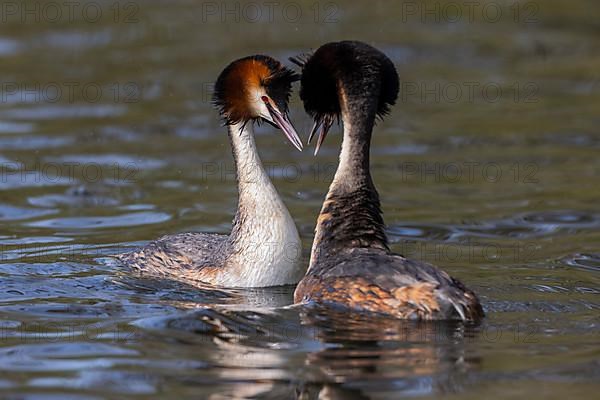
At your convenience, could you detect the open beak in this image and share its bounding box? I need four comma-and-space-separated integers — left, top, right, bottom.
261, 96, 303, 152
308, 114, 334, 156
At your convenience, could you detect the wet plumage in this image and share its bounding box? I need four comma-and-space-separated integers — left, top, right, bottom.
292, 41, 483, 320
116, 55, 304, 288
117, 233, 229, 283
295, 248, 482, 320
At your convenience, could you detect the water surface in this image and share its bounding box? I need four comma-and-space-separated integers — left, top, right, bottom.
1, 1, 599, 398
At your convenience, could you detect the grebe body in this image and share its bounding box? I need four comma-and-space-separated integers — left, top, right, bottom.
292, 41, 483, 320
118, 55, 304, 287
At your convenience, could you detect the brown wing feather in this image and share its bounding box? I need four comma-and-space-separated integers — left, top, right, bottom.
116, 233, 229, 284
295, 249, 483, 321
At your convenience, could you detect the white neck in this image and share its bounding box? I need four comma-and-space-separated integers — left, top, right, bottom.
332, 111, 362, 189
220, 122, 302, 287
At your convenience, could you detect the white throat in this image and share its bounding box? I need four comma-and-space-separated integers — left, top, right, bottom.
220, 122, 303, 287
332, 112, 357, 189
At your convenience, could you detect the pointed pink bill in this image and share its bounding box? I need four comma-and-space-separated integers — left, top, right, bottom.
262, 96, 303, 151
309, 115, 334, 156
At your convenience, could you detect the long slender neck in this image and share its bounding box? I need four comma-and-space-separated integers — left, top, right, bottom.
309, 87, 389, 269
228, 122, 283, 242
224, 122, 301, 285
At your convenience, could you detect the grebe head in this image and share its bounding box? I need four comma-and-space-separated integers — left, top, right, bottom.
291, 41, 399, 154
213, 55, 303, 151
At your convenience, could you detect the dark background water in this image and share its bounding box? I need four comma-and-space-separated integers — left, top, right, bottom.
1, 0, 599, 398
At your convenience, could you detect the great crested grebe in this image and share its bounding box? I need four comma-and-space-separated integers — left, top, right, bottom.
291, 41, 483, 320
117, 55, 305, 287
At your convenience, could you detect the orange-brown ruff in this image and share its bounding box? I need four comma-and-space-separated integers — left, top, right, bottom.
218, 59, 272, 123
291, 41, 483, 320
117, 55, 304, 288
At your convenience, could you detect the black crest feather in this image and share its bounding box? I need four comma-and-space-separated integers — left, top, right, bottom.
290, 41, 399, 123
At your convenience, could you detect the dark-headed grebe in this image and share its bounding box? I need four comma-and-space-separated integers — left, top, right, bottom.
117, 55, 305, 287
291, 41, 483, 320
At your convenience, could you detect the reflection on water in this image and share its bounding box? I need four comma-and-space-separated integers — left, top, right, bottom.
129, 305, 481, 398
297, 309, 480, 398
1, 0, 600, 398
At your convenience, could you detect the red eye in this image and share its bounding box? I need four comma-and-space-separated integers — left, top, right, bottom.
261, 96, 269, 103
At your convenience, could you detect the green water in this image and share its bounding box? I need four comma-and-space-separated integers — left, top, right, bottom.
0, 1, 599, 398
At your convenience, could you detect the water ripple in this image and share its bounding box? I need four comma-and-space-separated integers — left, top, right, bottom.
50, 154, 166, 170
25, 211, 171, 229
29, 371, 156, 394
0, 204, 57, 221
0, 37, 20, 55
0, 135, 73, 150
0, 121, 34, 134
0, 172, 73, 190
0, 104, 126, 120
561, 253, 600, 273
388, 210, 600, 242
0, 263, 99, 277
0, 342, 137, 359
28, 186, 122, 208
388, 223, 456, 241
